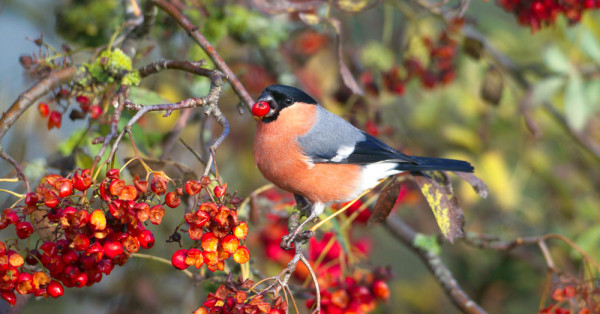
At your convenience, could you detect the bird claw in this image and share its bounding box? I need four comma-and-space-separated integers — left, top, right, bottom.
281, 230, 315, 250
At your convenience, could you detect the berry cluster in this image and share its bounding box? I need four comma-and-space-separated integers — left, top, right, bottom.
0, 168, 170, 305
194, 278, 287, 313
171, 180, 250, 273
306, 268, 392, 313
539, 283, 599, 313
362, 21, 463, 98
498, 0, 600, 32
372, 33, 458, 96
37, 93, 103, 130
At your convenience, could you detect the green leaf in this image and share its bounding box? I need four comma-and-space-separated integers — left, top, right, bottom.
564, 73, 588, 131
580, 28, 600, 64
585, 78, 600, 112
58, 128, 88, 156
543, 46, 571, 74
575, 227, 600, 262
530, 76, 565, 106
74, 151, 94, 169
413, 233, 441, 255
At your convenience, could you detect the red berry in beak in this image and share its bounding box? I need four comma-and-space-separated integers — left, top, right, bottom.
251, 101, 270, 118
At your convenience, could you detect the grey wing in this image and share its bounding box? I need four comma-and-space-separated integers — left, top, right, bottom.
297, 106, 415, 164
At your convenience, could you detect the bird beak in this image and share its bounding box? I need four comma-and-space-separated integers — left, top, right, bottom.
252, 94, 277, 120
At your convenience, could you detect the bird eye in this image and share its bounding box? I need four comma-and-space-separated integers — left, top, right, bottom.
284, 98, 293, 105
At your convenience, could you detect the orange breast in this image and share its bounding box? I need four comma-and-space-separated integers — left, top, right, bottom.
253, 103, 361, 203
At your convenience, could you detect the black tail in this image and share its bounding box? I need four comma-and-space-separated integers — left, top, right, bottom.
395, 156, 474, 173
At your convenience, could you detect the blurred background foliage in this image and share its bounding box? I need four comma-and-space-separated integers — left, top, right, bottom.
1, 0, 600, 313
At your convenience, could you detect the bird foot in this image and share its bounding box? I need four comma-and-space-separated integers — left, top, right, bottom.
281, 230, 315, 250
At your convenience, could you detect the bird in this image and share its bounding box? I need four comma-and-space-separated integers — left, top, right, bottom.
252, 84, 473, 247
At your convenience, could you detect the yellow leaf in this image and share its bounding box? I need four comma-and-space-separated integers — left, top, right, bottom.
479, 151, 519, 210
442, 125, 481, 152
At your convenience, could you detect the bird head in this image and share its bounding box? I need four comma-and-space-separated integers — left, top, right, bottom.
252, 85, 317, 122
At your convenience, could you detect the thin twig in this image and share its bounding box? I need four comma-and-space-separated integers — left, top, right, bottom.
131, 252, 194, 279
151, 0, 254, 109
385, 214, 487, 314
0, 66, 77, 192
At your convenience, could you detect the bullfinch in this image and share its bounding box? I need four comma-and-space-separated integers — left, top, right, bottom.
252, 85, 473, 244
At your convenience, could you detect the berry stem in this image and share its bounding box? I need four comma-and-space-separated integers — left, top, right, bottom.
131, 253, 194, 279
0, 189, 24, 198
309, 181, 383, 232
0, 178, 19, 183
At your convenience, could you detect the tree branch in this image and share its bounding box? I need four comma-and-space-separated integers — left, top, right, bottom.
0, 66, 77, 191
384, 215, 487, 314
150, 0, 254, 109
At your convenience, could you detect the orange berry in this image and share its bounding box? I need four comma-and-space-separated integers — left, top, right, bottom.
233, 222, 248, 240
232, 246, 250, 264
201, 232, 219, 252
90, 209, 107, 231
221, 235, 240, 254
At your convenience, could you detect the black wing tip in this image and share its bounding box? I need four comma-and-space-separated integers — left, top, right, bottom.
397, 157, 475, 173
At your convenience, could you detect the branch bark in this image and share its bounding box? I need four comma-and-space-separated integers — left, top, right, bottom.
0, 66, 77, 191
151, 0, 254, 109
384, 215, 487, 314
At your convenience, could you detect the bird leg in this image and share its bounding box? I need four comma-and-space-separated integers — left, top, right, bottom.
281, 195, 317, 250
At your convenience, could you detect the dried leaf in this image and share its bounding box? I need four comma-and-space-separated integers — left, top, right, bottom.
454, 172, 489, 198
330, 19, 364, 95
414, 172, 464, 243
463, 36, 484, 60
480, 66, 503, 106
368, 177, 401, 225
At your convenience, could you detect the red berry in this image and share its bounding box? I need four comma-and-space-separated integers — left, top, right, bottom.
137, 230, 155, 249
165, 191, 181, 208
73, 234, 90, 251
185, 180, 202, 195
24, 192, 38, 206
47, 111, 62, 129
106, 168, 120, 180
1, 291, 16, 306
58, 179, 73, 198
103, 241, 123, 259
38, 102, 49, 117
150, 172, 169, 195
72, 272, 87, 287
47, 280, 64, 298
373, 280, 390, 301
171, 249, 188, 270
16, 221, 33, 239
84, 243, 103, 262
89, 105, 102, 119
40, 241, 58, 256
72, 169, 92, 191
213, 183, 227, 198
2, 209, 19, 225
76, 95, 90, 111
251, 101, 270, 117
